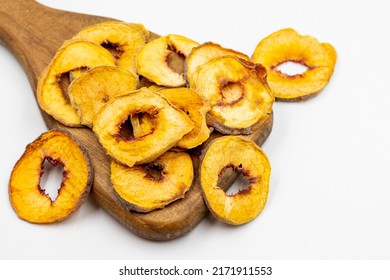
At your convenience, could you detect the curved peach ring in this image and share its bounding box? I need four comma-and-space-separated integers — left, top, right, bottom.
92, 88, 193, 167
9, 130, 93, 224
111, 151, 194, 213
200, 136, 271, 225
252, 28, 337, 101
71, 21, 149, 74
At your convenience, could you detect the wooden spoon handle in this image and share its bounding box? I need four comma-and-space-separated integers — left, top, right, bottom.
0, 1, 47, 90
0, 0, 111, 101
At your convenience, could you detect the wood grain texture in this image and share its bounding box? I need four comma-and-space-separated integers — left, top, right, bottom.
0, 0, 273, 240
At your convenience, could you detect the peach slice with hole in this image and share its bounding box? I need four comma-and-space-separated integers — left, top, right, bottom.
190, 56, 274, 134
37, 40, 116, 126
111, 151, 194, 213
9, 130, 93, 224
200, 136, 271, 225
156, 87, 211, 149
71, 21, 149, 73
92, 87, 193, 167
252, 28, 337, 101
185, 42, 250, 87
137, 34, 199, 87
68, 65, 138, 127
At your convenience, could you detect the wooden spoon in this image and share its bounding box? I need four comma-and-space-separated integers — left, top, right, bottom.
0, 0, 272, 240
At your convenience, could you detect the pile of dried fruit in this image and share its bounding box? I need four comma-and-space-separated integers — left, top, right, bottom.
9, 21, 336, 227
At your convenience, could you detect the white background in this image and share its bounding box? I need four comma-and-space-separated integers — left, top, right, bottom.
1, 0, 390, 260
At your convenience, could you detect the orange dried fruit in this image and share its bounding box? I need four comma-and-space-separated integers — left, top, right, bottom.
190, 56, 274, 134
252, 28, 337, 101
156, 87, 211, 149
68, 65, 138, 127
71, 21, 149, 73
37, 40, 116, 126
200, 136, 270, 225
137, 34, 199, 87
9, 130, 93, 224
93, 87, 193, 167
185, 42, 250, 87
111, 151, 194, 213
130, 112, 155, 139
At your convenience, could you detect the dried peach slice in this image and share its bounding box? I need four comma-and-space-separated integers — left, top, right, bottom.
9, 130, 93, 224
111, 151, 193, 213
130, 113, 155, 139
72, 21, 149, 73
200, 136, 270, 225
191, 56, 274, 134
156, 87, 211, 149
93, 87, 193, 167
37, 41, 116, 126
185, 42, 250, 87
68, 65, 138, 127
137, 34, 199, 87
252, 28, 337, 101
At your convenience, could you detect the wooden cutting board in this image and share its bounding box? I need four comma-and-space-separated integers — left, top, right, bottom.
0, 0, 273, 240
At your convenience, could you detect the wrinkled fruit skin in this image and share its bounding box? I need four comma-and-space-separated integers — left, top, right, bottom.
156, 87, 211, 149
37, 41, 116, 126
252, 28, 337, 101
200, 136, 271, 225
71, 21, 149, 74
93, 87, 193, 167
68, 65, 138, 127
137, 34, 199, 87
9, 129, 93, 224
111, 151, 194, 212
185, 42, 250, 88
190, 56, 274, 135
